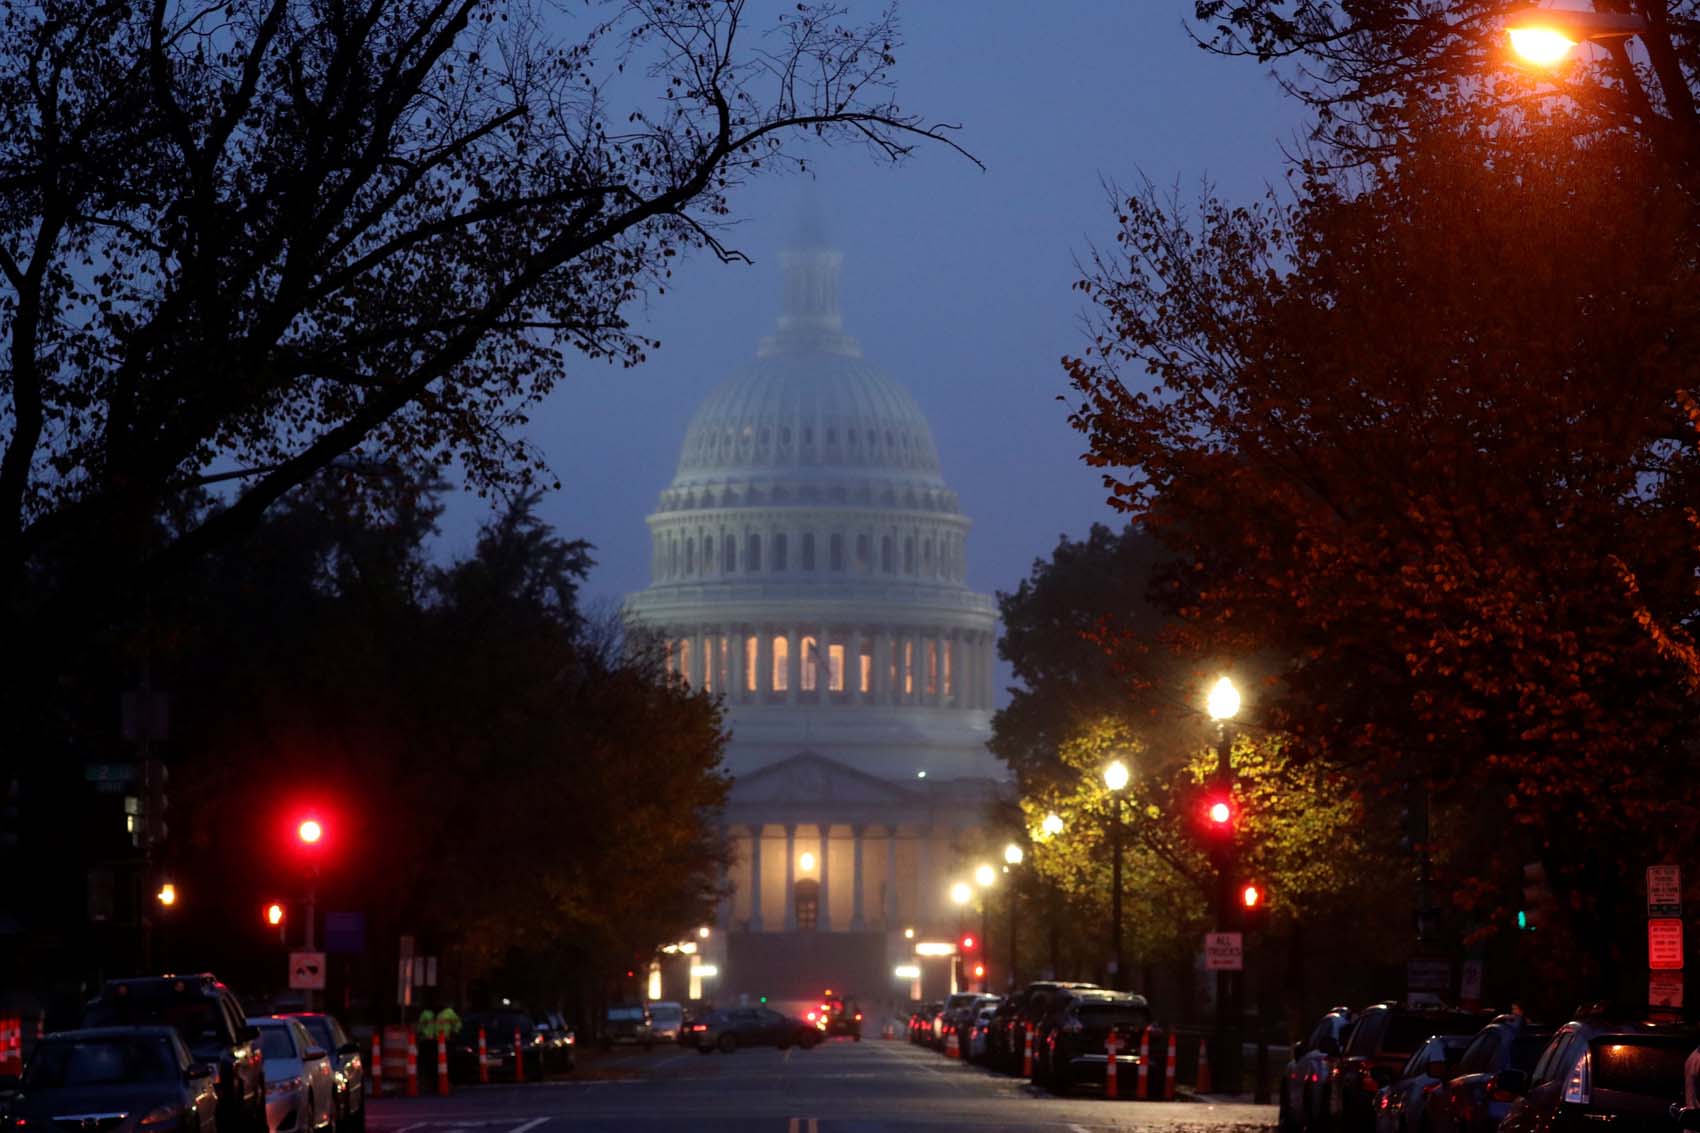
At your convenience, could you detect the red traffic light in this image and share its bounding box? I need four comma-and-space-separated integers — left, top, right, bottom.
959, 933, 977, 952
972, 962, 986, 979
1242, 884, 1262, 909
297, 818, 323, 844
1208, 800, 1232, 825
265, 902, 285, 926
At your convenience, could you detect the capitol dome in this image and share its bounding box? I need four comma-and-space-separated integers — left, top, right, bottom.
626, 226, 1000, 783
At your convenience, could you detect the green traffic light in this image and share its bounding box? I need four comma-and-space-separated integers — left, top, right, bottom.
1517, 909, 1532, 931
759, 995, 768, 1003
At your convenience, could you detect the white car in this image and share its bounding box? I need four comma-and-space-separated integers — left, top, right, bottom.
251, 1016, 336, 1133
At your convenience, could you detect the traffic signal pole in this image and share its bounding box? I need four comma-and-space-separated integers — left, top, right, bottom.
1214, 722, 1242, 1095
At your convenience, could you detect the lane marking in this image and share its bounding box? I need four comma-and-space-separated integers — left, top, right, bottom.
508, 1118, 548, 1133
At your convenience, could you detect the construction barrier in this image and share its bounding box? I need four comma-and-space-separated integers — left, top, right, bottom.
0, 1017, 22, 1076
1165, 1030, 1178, 1100
435, 1033, 450, 1096
1197, 1036, 1212, 1093
1105, 1032, 1122, 1099
478, 1027, 489, 1084
380, 1026, 411, 1099
513, 1029, 525, 1084
405, 1029, 419, 1098
369, 1034, 382, 1097
1022, 1023, 1034, 1078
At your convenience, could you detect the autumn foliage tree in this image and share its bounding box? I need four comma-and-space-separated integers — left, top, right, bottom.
1065, 118, 1700, 1001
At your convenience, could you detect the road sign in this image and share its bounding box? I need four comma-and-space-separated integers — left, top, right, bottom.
1648, 865, 1682, 918
1650, 971, 1685, 1009
289, 951, 327, 990
1204, 931, 1243, 971
1649, 918, 1684, 971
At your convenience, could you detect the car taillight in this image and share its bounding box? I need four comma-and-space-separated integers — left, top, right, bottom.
1561, 1051, 1590, 1106
855, 1013, 862, 1021
807, 1011, 816, 1021
690, 1024, 707, 1032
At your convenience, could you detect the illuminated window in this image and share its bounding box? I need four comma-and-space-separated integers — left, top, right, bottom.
830, 533, 845, 571
795, 879, 820, 932
829, 644, 845, 692
926, 640, 938, 696
773, 533, 788, 571
772, 635, 789, 692
746, 533, 762, 572
888, 640, 899, 692
856, 534, 871, 572
881, 535, 895, 573
859, 646, 872, 694
802, 533, 816, 571
943, 641, 953, 697
665, 639, 675, 676
703, 640, 713, 691
801, 636, 819, 692
679, 638, 693, 686
745, 634, 759, 692
903, 640, 914, 695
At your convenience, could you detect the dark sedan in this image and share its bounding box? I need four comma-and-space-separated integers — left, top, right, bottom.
690, 1007, 819, 1053
4, 1027, 218, 1133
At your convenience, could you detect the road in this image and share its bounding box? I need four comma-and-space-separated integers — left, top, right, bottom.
366, 1039, 1276, 1132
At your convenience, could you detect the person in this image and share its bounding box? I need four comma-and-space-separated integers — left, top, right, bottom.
434, 1006, 461, 1039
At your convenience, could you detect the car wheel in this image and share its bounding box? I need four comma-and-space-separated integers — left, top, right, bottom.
717, 1034, 737, 1054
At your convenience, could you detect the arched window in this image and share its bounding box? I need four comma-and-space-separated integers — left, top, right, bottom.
881, 535, 895, 573
746, 533, 762, 572
926, 640, 939, 696
745, 634, 759, 692
773, 532, 788, 571
902, 640, 914, 695
943, 641, 954, 697
771, 635, 790, 692
903, 536, 915, 574
855, 533, 871, 573
829, 533, 845, 571
801, 635, 819, 692
802, 533, 816, 571
828, 643, 845, 692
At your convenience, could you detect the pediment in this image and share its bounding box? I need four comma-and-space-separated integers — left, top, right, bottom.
729, 752, 917, 807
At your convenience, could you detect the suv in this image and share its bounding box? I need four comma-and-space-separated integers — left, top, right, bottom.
1037, 991, 1152, 1095
1426, 1015, 1554, 1133
1498, 1011, 1700, 1133
999, 982, 1101, 1076
1329, 1004, 1496, 1133
604, 1004, 654, 1049
817, 996, 862, 1040
82, 974, 265, 1133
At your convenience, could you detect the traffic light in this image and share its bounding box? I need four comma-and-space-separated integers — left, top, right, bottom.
1521, 862, 1555, 931
959, 932, 977, 953
1241, 883, 1261, 909
1206, 797, 1233, 829
265, 902, 285, 927
297, 818, 323, 845
972, 962, 985, 980
1241, 882, 1268, 930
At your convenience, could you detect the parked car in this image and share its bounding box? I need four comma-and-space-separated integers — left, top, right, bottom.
83, 975, 266, 1133
1373, 1032, 1474, 1133
1283, 1007, 1357, 1133
453, 1009, 541, 1081
248, 1016, 335, 1133
1498, 1011, 1700, 1133
647, 1002, 684, 1044
604, 1004, 654, 1050
1329, 1005, 1497, 1133
932, 993, 989, 1051
2, 1027, 219, 1133
530, 1011, 576, 1073
996, 982, 1102, 1077
967, 1004, 1000, 1062
1031, 986, 1117, 1084
1035, 991, 1151, 1095
1426, 1015, 1554, 1133
689, 1007, 819, 1053
283, 1014, 365, 1133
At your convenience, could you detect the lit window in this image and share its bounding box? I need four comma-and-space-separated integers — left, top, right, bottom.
665, 639, 675, 676
943, 641, 953, 697
745, 634, 759, 692
829, 644, 845, 692
703, 641, 714, 692
903, 640, 914, 695
927, 640, 938, 696
801, 636, 818, 692
772, 635, 790, 692
859, 647, 872, 694
679, 638, 694, 686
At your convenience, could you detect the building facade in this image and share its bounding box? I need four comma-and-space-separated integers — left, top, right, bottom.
626, 228, 1006, 1011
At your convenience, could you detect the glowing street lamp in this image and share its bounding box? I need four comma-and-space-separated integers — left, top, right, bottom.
949, 881, 972, 907
297, 818, 323, 845
974, 863, 997, 888
1103, 758, 1132, 990
1040, 812, 1064, 838
157, 882, 177, 907
1206, 676, 1240, 722
1504, 8, 1645, 66
799, 850, 816, 873
1004, 843, 1024, 866
1102, 760, 1130, 792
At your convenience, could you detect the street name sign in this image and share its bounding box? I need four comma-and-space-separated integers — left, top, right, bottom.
1648, 865, 1682, 918
289, 951, 326, 990
1204, 932, 1243, 971
1648, 918, 1684, 971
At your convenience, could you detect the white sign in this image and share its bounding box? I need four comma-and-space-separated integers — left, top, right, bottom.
1651, 971, 1685, 1009
1649, 918, 1685, 971
289, 951, 326, 990
1649, 865, 1683, 918
1460, 959, 1485, 1004
1205, 931, 1243, 971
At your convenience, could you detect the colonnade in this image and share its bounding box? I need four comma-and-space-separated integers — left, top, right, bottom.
722, 822, 941, 934
667, 623, 996, 710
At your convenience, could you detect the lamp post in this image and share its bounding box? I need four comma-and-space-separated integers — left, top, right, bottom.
1206, 676, 1241, 1094
1103, 759, 1131, 991
973, 863, 998, 991
1003, 843, 1024, 989
297, 817, 324, 1011
950, 881, 972, 992
1038, 813, 1065, 977
1504, 7, 1645, 66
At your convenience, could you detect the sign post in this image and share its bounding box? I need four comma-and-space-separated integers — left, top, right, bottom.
1204, 932, 1244, 972
288, 951, 327, 991
1647, 866, 1684, 1009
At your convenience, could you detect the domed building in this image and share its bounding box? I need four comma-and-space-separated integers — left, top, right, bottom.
626, 223, 1005, 1010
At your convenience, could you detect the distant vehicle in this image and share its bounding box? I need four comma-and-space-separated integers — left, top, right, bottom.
690, 1007, 819, 1054
967, 1004, 1000, 1062
909, 1003, 942, 1045
1498, 1011, 1700, 1133
812, 996, 861, 1040
1372, 1032, 1473, 1133
452, 1009, 541, 1081
248, 1016, 335, 1133
647, 1002, 684, 1044
530, 1011, 576, 1073
1035, 991, 1151, 1095
1328, 1006, 1497, 1133
284, 1014, 365, 1133
1282, 1007, 1356, 1133
604, 1004, 654, 1050
2, 1027, 219, 1133
1425, 1015, 1554, 1133
83, 974, 266, 1133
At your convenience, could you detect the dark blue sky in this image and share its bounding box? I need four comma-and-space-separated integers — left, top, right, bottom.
451, 3, 1307, 647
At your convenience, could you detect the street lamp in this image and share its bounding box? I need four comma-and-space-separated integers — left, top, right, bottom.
949, 881, 972, 907
1003, 842, 1025, 989
156, 882, 177, 907
1040, 812, 1064, 838
1103, 759, 1131, 990
1504, 8, 1644, 65
972, 863, 998, 990
1206, 676, 1242, 1096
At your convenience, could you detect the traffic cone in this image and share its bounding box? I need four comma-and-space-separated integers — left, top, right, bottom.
478, 1027, 488, 1084
1136, 1027, 1150, 1099
1022, 1023, 1034, 1077
1105, 1032, 1121, 1100
405, 1029, 418, 1098
369, 1034, 382, 1097
1197, 1037, 1212, 1094
436, 1033, 450, 1096
945, 1027, 958, 1059
1165, 1030, 1178, 1100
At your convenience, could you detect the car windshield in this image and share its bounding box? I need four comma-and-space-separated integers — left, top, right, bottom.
296, 1018, 335, 1051
85, 990, 226, 1047
1591, 1037, 1693, 1097
25, 1036, 179, 1088
607, 1007, 645, 1021
255, 1026, 297, 1062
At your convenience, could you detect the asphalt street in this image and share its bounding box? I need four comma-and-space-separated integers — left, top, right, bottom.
366, 1039, 1277, 1132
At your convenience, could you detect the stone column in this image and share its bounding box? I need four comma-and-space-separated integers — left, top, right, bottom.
732, 629, 747, 702
784, 824, 797, 931
851, 626, 866, 698
850, 825, 865, 929
885, 828, 899, 927
932, 628, 946, 706
817, 823, 832, 932
983, 634, 996, 709
748, 824, 763, 931
872, 630, 889, 704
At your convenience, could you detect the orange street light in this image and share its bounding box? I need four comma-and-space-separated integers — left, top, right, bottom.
1504, 8, 1645, 66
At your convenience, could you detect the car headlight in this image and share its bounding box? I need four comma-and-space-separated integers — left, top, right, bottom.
266, 1077, 303, 1097
333, 1071, 347, 1088
139, 1106, 180, 1127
